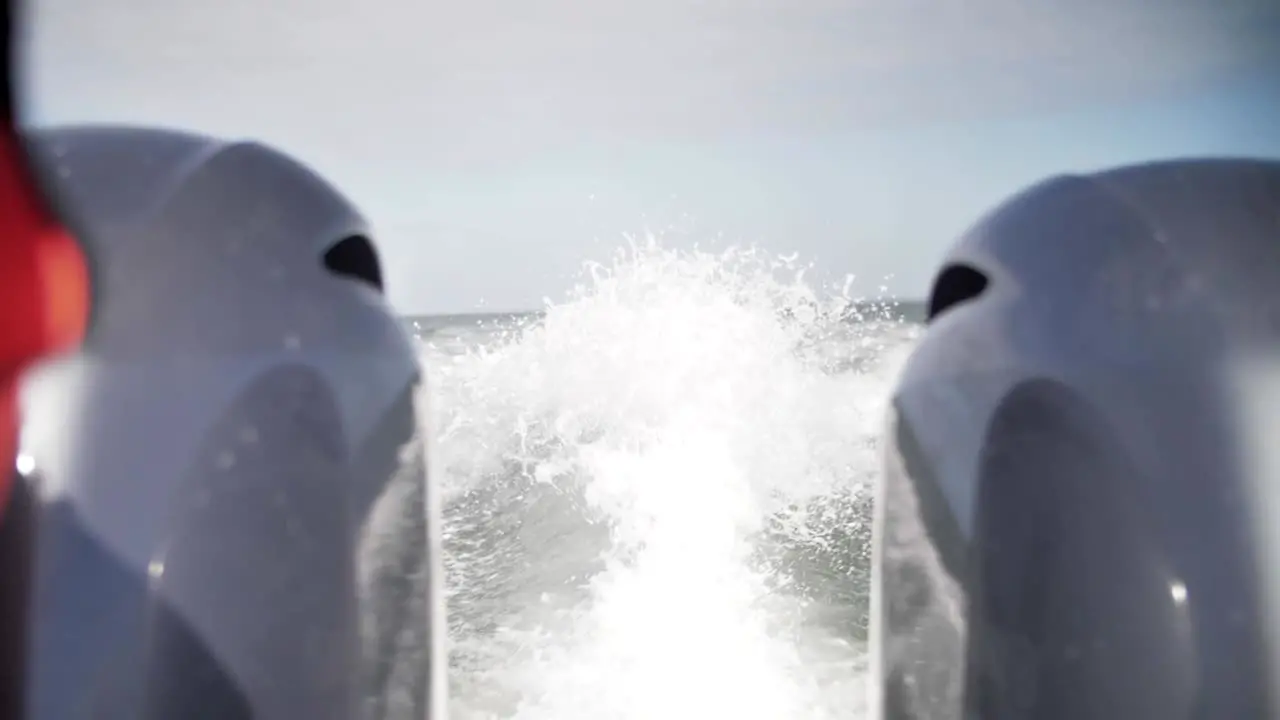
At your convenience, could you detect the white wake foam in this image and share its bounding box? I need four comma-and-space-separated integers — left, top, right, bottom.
423, 238, 917, 720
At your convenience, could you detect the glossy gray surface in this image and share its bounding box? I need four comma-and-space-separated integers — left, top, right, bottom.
875, 159, 1280, 718
18, 124, 439, 719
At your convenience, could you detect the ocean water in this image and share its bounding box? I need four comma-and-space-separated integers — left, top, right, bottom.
410, 241, 922, 720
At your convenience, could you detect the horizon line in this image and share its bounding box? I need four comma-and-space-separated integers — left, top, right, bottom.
399, 297, 927, 319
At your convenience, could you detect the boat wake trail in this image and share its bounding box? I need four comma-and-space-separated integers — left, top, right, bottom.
419, 239, 918, 720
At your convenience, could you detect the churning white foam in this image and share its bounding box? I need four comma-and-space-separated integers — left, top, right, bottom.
423, 238, 918, 720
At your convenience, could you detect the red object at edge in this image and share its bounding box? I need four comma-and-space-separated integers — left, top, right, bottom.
0, 128, 90, 516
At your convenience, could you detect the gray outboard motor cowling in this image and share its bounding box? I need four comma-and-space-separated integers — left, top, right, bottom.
15, 125, 445, 720
874, 158, 1280, 719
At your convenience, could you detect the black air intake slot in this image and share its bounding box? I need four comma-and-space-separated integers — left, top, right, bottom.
927, 263, 989, 322
323, 235, 383, 292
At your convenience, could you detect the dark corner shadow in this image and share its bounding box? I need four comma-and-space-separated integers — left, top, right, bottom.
0, 472, 35, 719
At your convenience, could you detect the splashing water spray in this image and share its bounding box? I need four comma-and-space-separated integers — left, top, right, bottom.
422, 237, 919, 720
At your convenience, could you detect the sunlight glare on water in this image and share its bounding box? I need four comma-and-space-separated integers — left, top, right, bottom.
419, 237, 918, 720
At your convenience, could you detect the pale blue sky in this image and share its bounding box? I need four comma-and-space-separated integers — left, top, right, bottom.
20, 0, 1280, 314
